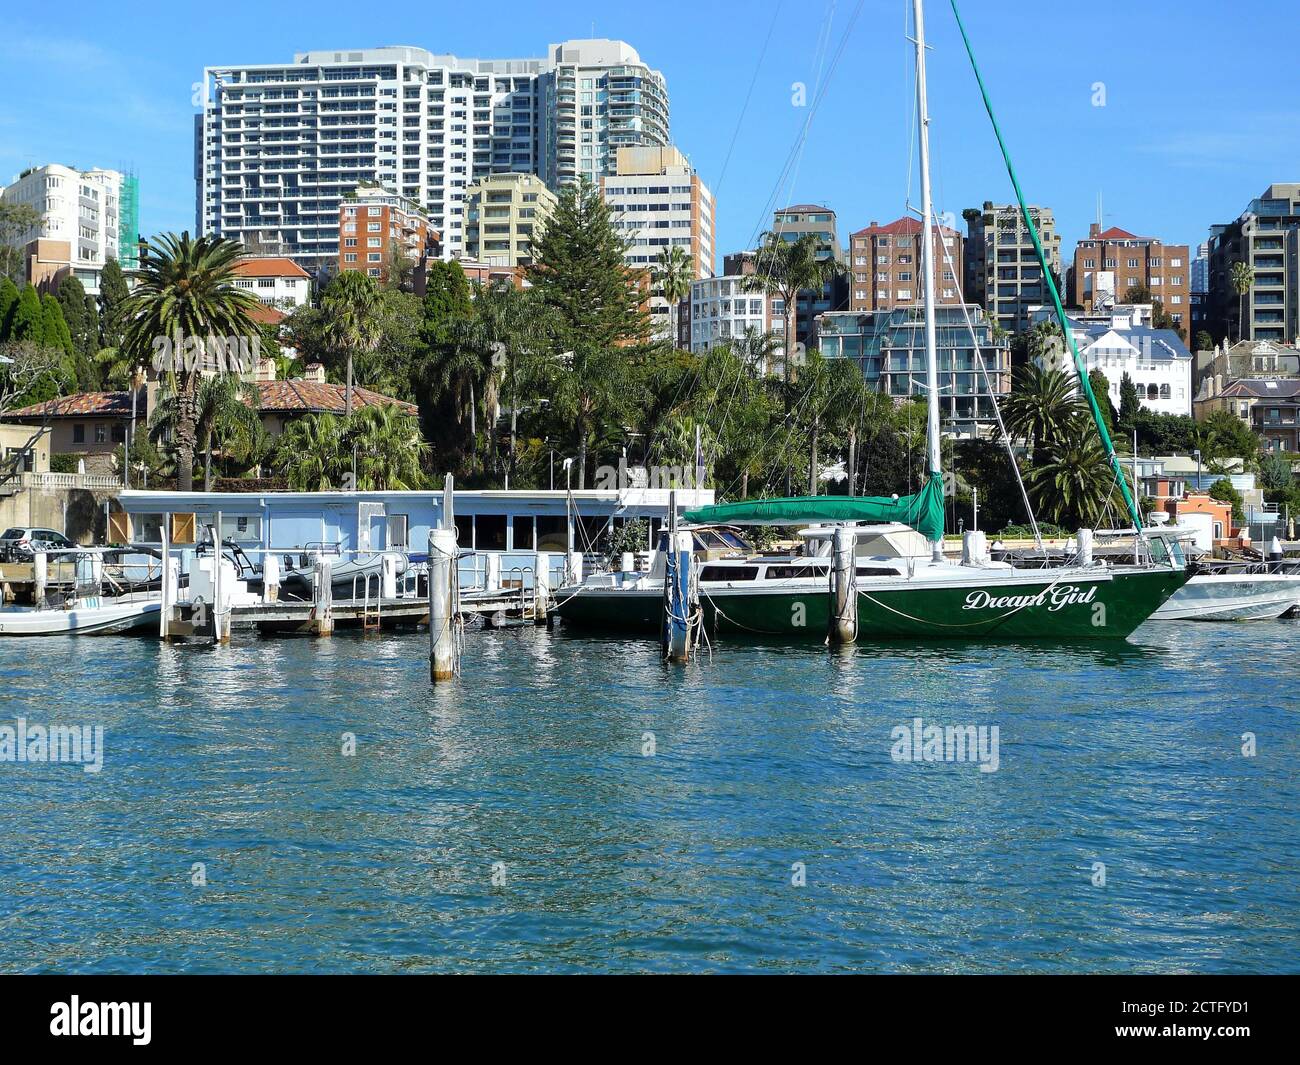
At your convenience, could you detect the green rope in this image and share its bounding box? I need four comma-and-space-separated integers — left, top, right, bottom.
949, 0, 1142, 532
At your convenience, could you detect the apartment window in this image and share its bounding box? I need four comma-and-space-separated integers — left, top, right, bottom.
368, 253, 381, 262
345, 238, 357, 247
877, 255, 889, 264
1127, 258, 1139, 268
367, 222, 381, 232
345, 253, 357, 262
1170, 257, 1182, 267
368, 238, 381, 247
367, 207, 382, 216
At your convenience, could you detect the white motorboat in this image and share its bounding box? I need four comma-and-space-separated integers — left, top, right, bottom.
1151, 569, 1300, 622
0, 595, 162, 636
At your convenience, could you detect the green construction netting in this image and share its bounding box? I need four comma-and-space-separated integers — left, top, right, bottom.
684, 472, 946, 541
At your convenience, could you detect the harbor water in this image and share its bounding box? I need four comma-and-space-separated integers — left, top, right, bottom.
1, 622, 1296, 973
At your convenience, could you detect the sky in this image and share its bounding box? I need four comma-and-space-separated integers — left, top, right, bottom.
3, 0, 1299, 263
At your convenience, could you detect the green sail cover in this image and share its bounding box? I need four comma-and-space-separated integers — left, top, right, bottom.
684, 473, 946, 541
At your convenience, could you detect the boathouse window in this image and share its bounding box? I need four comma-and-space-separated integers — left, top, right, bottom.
700, 565, 759, 581
219, 515, 262, 542
387, 514, 408, 548
512, 515, 534, 550
454, 515, 473, 548
536, 516, 567, 551
476, 514, 507, 551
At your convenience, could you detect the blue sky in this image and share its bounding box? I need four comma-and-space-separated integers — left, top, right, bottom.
3, 0, 1297, 262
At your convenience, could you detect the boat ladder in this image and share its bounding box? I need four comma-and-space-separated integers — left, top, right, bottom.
355, 572, 382, 633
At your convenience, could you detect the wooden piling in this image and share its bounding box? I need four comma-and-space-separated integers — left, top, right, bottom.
661, 515, 695, 663
827, 526, 858, 645
429, 528, 459, 681
312, 556, 334, 637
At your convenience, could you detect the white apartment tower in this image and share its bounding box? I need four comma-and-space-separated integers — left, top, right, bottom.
601, 146, 713, 340
196, 40, 669, 272
1, 164, 133, 294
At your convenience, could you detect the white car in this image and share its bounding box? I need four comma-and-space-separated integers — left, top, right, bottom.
0, 526, 75, 563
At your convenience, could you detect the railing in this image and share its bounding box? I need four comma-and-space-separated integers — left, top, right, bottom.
17, 472, 122, 490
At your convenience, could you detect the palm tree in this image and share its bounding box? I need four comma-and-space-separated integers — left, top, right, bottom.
120, 232, 260, 491
652, 245, 693, 348
1026, 429, 1135, 529
1002, 364, 1085, 456
1230, 260, 1255, 343
741, 232, 842, 383
151, 373, 261, 489
349, 404, 426, 490
470, 280, 551, 483
273, 413, 348, 491
321, 270, 383, 417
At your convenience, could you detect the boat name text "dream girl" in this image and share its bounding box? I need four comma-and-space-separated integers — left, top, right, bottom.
961, 584, 1099, 613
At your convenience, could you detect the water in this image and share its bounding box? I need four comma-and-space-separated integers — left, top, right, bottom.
0, 621, 1296, 973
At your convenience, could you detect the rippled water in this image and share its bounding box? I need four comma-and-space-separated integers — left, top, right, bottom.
0, 620, 1296, 973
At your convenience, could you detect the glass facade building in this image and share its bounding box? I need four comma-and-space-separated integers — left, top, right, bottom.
817, 305, 1011, 437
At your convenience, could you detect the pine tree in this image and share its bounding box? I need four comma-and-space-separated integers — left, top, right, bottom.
57, 276, 95, 356
1087, 368, 1115, 434
1118, 371, 1141, 428
0, 275, 18, 340
98, 257, 130, 349
526, 178, 655, 485
421, 260, 473, 347
9, 284, 44, 343
41, 293, 73, 355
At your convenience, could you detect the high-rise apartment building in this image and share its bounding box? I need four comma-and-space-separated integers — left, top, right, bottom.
760, 204, 846, 347
847, 217, 963, 313
602, 146, 713, 338
963, 201, 1062, 333
337, 182, 436, 281
1207, 184, 1300, 346
540, 40, 669, 190
464, 173, 556, 269
195, 39, 669, 273
1070, 223, 1190, 340
0, 164, 138, 294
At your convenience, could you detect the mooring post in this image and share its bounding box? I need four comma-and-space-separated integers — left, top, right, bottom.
828, 526, 858, 645
312, 556, 334, 637
262, 550, 280, 603
1077, 528, 1094, 567
661, 518, 695, 663
485, 552, 501, 593
32, 551, 47, 606
534, 550, 551, 626
428, 528, 459, 681
381, 553, 398, 599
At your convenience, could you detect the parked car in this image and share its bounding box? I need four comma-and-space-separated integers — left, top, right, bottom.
0, 527, 74, 563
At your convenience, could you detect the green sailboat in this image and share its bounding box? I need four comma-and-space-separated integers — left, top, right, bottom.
555, 0, 1188, 641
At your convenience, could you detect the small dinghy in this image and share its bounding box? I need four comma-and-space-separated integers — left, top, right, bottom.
0, 596, 161, 636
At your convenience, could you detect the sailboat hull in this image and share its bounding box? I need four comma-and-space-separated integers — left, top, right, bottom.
556, 568, 1187, 641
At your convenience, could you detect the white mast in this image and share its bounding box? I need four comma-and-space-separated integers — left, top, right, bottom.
913, 0, 943, 562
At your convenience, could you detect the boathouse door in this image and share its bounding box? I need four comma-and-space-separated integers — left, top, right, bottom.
357, 502, 387, 552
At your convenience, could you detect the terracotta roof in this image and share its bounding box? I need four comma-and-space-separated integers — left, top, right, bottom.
233, 257, 311, 279
247, 304, 287, 325
255, 380, 417, 416
851, 216, 960, 238
2, 392, 133, 420
1094, 226, 1142, 240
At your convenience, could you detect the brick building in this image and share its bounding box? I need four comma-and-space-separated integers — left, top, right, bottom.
1071, 223, 1190, 340
847, 217, 963, 313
